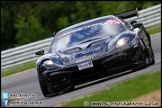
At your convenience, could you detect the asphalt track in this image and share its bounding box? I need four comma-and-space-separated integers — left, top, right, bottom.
1, 33, 161, 107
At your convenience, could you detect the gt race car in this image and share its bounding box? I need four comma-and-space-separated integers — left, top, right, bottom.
35, 9, 155, 97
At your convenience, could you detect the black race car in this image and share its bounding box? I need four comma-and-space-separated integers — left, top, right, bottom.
35, 9, 155, 97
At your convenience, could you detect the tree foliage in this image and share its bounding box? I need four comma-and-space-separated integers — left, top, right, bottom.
1, 1, 160, 50
14, 16, 50, 46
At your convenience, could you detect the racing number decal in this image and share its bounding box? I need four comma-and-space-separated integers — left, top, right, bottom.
78, 61, 93, 70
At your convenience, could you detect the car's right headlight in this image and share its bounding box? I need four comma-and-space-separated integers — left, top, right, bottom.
116, 37, 129, 48
42, 60, 54, 66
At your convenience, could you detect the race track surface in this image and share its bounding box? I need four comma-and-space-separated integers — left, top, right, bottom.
1, 33, 161, 107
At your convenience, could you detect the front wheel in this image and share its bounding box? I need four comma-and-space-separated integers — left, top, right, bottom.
38, 72, 49, 97
132, 42, 147, 71
69, 85, 75, 91
149, 46, 155, 65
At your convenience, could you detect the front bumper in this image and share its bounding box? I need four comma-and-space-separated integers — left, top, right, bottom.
44, 43, 144, 91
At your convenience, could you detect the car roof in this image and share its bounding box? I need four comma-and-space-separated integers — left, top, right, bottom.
56, 15, 117, 34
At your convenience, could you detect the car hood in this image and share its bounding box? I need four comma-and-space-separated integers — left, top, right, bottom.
36, 31, 136, 68
56, 35, 120, 65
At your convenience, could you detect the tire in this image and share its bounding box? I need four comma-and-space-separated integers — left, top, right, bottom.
145, 32, 155, 65
132, 42, 147, 71
139, 39, 148, 68
149, 46, 155, 65
38, 72, 49, 97
66, 85, 75, 93
142, 49, 147, 68
69, 85, 75, 91
147, 32, 155, 65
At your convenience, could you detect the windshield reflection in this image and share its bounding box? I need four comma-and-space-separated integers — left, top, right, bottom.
49, 17, 126, 53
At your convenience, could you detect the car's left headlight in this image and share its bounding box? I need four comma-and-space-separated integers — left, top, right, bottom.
116, 37, 129, 48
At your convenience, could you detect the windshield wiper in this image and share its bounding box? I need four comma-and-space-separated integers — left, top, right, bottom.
77, 37, 102, 45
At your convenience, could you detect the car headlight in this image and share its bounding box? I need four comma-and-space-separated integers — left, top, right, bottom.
116, 37, 129, 48
42, 60, 53, 66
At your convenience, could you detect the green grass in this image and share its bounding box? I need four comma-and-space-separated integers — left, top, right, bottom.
63, 70, 161, 107
1, 61, 36, 77
146, 24, 161, 35
1, 24, 161, 78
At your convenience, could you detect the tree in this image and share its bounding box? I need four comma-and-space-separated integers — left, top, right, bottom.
14, 16, 51, 46
1, 1, 160, 50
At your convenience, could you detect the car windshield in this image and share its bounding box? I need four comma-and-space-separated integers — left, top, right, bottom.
49, 17, 126, 53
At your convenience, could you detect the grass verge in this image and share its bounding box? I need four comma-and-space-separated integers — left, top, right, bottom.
146, 24, 161, 35
1, 24, 161, 77
63, 70, 161, 107
1, 61, 36, 77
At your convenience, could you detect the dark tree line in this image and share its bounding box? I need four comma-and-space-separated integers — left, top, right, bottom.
1, 1, 160, 50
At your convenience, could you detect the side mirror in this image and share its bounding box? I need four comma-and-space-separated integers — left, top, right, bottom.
52, 32, 55, 37
132, 23, 142, 29
35, 50, 44, 55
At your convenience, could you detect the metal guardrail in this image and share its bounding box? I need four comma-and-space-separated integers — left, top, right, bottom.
1, 4, 161, 71
125, 4, 161, 27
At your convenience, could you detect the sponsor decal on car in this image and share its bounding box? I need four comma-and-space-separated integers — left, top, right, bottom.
104, 20, 120, 25
72, 47, 101, 58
